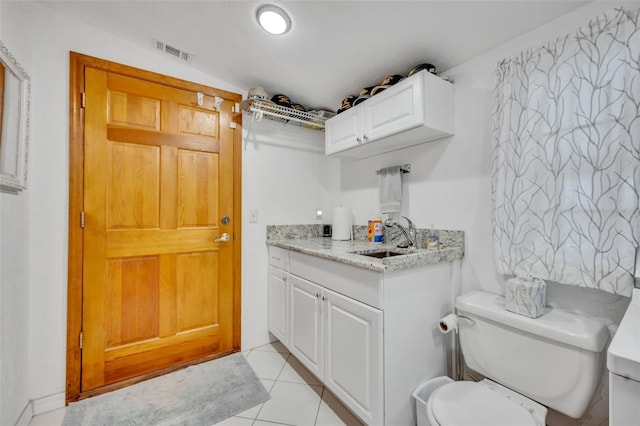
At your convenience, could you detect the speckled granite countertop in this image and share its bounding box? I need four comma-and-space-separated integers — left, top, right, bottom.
266, 225, 464, 273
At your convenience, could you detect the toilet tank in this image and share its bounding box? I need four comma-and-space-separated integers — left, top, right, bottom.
456, 291, 609, 419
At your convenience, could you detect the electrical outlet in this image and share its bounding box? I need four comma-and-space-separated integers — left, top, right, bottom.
248, 209, 259, 223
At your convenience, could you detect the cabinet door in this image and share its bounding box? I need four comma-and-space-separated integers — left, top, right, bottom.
324, 289, 383, 425
267, 266, 289, 346
289, 275, 323, 378
362, 75, 424, 142
325, 107, 362, 155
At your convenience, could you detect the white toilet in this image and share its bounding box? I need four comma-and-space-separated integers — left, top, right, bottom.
424, 290, 609, 426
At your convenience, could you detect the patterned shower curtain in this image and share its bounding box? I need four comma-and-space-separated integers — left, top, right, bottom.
492, 8, 640, 297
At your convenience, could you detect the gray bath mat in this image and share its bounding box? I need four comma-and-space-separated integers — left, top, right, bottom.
63, 353, 270, 426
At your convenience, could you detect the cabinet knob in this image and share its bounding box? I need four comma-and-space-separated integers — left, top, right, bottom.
356, 137, 362, 143
322, 296, 327, 301
363, 135, 369, 142
316, 293, 320, 298
283, 276, 287, 281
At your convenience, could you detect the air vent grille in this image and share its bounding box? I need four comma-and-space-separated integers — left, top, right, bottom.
152, 38, 193, 63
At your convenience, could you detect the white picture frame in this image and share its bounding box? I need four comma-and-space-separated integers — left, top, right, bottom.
0, 40, 30, 192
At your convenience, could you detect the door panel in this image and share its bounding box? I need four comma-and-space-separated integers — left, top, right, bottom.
179, 105, 218, 137
80, 65, 238, 392
107, 90, 161, 130
324, 288, 383, 425
107, 142, 160, 229
289, 275, 323, 378
268, 266, 289, 345
106, 256, 160, 347
177, 150, 218, 227
176, 252, 219, 331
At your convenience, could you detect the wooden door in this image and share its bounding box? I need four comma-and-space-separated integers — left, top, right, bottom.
67, 54, 242, 396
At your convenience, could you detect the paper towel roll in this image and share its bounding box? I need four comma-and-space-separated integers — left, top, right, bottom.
438, 314, 458, 334
332, 206, 352, 241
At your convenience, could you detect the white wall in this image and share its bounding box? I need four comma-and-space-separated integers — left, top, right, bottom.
0, 3, 36, 424
0, 191, 31, 426
241, 119, 339, 349
1, 1, 639, 424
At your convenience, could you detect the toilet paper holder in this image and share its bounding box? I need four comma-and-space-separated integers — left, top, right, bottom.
438, 313, 475, 335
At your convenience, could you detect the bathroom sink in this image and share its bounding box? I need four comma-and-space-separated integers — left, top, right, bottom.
356, 250, 407, 258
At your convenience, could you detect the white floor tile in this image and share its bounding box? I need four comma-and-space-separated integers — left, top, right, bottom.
244, 350, 288, 380
235, 401, 263, 420
260, 378, 276, 393
315, 390, 363, 426
28, 407, 66, 426
252, 341, 290, 354
256, 381, 322, 425
213, 416, 254, 425
277, 355, 322, 386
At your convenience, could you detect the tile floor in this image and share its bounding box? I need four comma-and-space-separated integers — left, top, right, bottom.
29, 341, 363, 426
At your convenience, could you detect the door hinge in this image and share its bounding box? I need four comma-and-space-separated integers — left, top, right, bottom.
234, 103, 240, 113
229, 122, 237, 129
79, 331, 83, 350
80, 211, 85, 228
81, 92, 86, 108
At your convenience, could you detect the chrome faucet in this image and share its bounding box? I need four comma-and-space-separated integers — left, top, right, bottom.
385, 216, 417, 249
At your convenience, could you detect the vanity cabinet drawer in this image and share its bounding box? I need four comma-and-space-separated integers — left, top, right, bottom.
268, 246, 289, 270
289, 251, 382, 309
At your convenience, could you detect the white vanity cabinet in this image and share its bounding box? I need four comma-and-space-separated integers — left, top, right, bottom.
323, 286, 383, 424
325, 70, 454, 159
289, 273, 383, 424
267, 247, 290, 346
289, 274, 324, 378
267, 246, 454, 425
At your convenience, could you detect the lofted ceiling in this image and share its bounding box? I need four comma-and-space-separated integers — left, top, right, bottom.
41, 0, 589, 112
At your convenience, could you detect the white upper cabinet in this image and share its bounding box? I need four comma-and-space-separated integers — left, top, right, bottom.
325, 105, 362, 155
325, 70, 454, 159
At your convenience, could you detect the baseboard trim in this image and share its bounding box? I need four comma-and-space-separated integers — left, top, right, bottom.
14, 400, 33, 426
32, 392, 65, 416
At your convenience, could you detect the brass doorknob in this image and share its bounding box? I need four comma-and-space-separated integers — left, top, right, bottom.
214, 233, 230, 243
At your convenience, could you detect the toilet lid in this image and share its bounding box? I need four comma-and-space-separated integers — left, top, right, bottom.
431, 382, 538, 426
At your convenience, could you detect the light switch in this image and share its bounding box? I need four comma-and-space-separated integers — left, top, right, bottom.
248, 209, 259, 223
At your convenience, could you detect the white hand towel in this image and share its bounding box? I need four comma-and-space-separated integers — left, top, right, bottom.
379, 166, 402, 214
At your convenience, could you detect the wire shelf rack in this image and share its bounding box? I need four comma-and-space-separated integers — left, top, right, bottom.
243, 99, 332, 130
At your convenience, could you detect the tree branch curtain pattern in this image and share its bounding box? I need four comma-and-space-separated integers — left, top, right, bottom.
492, 8, 640, 297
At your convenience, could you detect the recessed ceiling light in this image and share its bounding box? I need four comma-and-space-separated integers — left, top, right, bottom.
256, 4, 292, 35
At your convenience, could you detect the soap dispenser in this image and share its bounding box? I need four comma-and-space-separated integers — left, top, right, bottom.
426, 225, 439, 250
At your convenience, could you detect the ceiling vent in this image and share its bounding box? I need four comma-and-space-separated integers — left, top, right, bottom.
153, 38, 193, 62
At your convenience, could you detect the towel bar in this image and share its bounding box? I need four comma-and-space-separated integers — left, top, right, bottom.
376, 164, 411, 175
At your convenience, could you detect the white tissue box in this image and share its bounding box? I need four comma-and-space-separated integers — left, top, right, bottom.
505, 276, 546, 318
